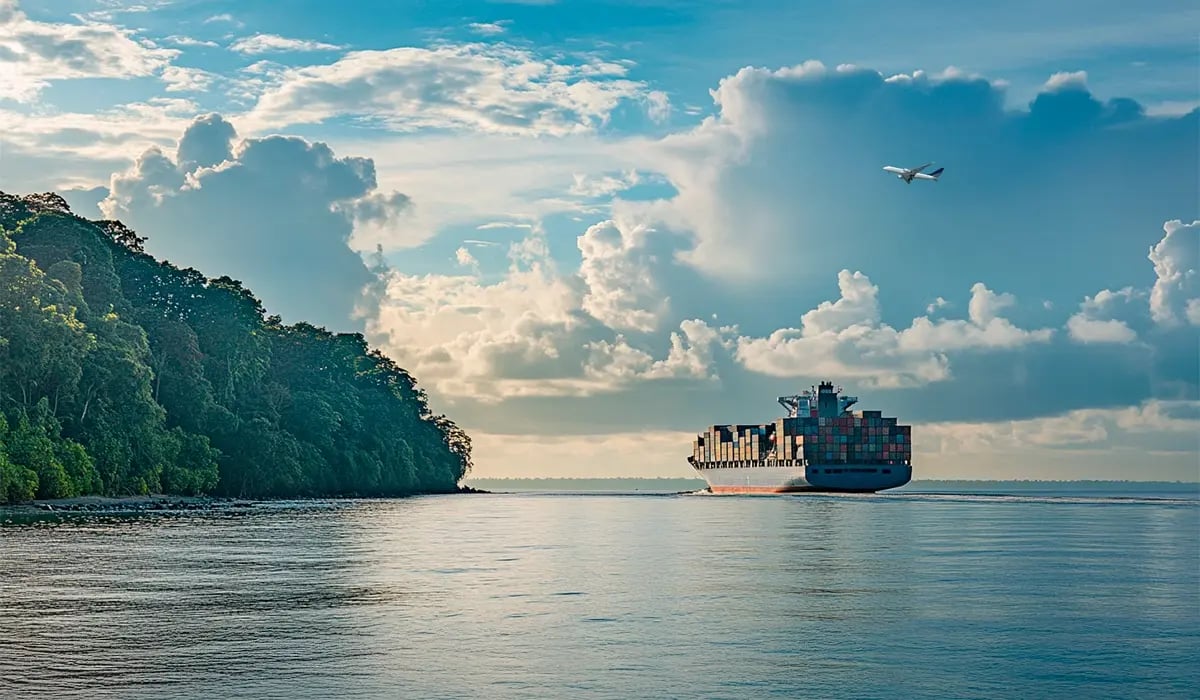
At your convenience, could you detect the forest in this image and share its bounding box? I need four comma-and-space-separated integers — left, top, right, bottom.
0, 191, 472, 503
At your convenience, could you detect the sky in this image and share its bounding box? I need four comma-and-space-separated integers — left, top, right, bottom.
1, 0, 1198, 481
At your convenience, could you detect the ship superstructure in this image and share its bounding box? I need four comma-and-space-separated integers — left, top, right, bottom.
686, 381, 913, 494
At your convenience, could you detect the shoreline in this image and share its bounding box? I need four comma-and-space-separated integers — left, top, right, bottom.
0, 485, 490, 517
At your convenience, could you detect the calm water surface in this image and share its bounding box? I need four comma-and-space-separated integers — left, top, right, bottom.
2, 489, 1198, 699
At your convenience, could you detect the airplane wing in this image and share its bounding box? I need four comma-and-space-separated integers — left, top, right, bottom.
909, 162, 932, 174
882, 166, 907, 174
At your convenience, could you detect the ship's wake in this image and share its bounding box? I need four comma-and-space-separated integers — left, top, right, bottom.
880, 491, 1198, 507
675, 489, 1197, 506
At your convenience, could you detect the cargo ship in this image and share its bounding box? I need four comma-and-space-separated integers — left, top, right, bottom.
686, 381, 913, 494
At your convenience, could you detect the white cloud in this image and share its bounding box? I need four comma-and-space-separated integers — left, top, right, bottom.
476, 222, 532, 231
734, 271, 1054, 388
365, 225, 589, 400
914, 399, 1200, 480
97, 114, 392, 330
338, 190, 416, 252
1067, 316, 1138, 345
0, 0, 179, 101
1066, 287, 1139, 344
467, 22, 509, 36
7, 44, 1194, 481
584, 319, 725, 383
926, 296, 949, 314
326, 131, 644, 250
1042, 70, 1088, 92
228, 34, 344, 55
1148, 219, 1199, 326
925, 399, 1199, 454
79, 0, 175, 22
603, 58, 1195, 303
162, 35, 219, 48
967, 282, 1014, 326
455, 246, 480, 273
366, 289, 594, 399
1144, 100, 1200, 117
363, 219, 718, 402
0, 97, 199, 189
242, 42, 650, 136
569, 169, 640, 198
576, 218, 668, 332
646, 90, 671, 123
161, 65, 217, 92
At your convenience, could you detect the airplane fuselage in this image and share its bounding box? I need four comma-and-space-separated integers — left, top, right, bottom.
883, 163, 943, 184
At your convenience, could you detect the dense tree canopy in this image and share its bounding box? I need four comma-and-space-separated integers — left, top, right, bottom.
0, 191, 471, 502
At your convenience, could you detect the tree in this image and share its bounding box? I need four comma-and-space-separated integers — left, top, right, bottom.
0, 191, 472, 503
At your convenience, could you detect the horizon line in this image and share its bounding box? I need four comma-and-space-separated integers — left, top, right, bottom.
463, 477, 1200, 485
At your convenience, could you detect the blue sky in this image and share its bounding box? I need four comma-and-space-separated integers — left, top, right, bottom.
2, 0, 1198, 480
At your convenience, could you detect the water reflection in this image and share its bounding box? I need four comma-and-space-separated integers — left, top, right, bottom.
2, 492, 1197, 699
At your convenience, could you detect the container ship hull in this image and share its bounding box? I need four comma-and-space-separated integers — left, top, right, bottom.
689, 461, 913, 494
688, 381, 914, 495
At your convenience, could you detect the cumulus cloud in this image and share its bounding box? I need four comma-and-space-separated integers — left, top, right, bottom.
584, 319, 726, 383
0, 97, 199, 193
1043, 70, 1089, 92
1148, 219, 1199, 327
733, 271, 1054, 388
99, 113, 404, 331
616, 59, 1197, 318
242, 42, 650, 136
10, 45, 1197, 478
361, 220, 715, 403
338, 190, 416, 251
577, 218, 669, 332
175, 112, 237, 171
451, 59, 1190, 451
0, 0, 178, 101
364, 228, 587, 400
1066, 287, 1139, 344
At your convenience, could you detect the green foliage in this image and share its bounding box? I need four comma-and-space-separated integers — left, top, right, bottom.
0, 191, 472, 502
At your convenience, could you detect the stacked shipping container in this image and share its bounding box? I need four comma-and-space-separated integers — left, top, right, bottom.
693, 410, 912, 466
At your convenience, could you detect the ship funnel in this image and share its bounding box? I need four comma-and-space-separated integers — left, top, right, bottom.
816, 381, 839, 417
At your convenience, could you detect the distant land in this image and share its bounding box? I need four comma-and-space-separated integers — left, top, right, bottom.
463, 477, 1200, 498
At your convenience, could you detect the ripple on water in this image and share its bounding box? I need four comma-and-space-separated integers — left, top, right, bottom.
1, 493, 1198, 699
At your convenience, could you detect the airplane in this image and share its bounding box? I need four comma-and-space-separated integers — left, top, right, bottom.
882, 162, 944, 184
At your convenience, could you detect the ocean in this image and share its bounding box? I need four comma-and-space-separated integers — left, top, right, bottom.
2, 481, 1197, 699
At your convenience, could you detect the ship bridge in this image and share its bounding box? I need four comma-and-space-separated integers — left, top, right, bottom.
778, 381, 858, 418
